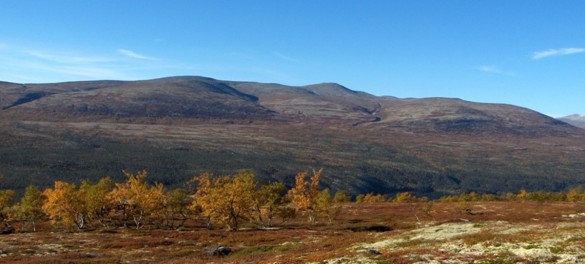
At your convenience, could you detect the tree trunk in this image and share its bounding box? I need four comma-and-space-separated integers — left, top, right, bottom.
133, 210, 143, 230
308, 215, 315, 224
205, 217, 213, 230
75, 212, 85, 230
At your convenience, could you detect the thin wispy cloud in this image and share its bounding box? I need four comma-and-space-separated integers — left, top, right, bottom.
37, 64, 122, 79
118, 49, 156, 60
532, 48, 585, 60
10, 58, 125, 80
274, 52, 298, 63
26, 50, 113, 64
0, 44, 130, 82
478, 65, 501, 74
0, 42, 193, 83
477, 65, 515, 76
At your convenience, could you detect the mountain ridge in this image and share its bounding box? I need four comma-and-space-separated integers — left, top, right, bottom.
1, 76, 584, 198
559, 114, 585, 129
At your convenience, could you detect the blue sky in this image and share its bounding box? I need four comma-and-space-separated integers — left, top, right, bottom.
1, 1, 584, 117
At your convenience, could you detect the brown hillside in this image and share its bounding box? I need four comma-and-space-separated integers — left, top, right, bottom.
1, 76, 584, 197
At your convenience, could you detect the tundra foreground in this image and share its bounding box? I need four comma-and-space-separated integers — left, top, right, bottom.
1, 202, 585, 263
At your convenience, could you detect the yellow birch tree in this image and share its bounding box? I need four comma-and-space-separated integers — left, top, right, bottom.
287, 168, 323, 223
43, 181, 86, 230
0, 189, 15, 222
108, 170, 165, 229
255, 182, 285, 227
80, 177, 114, 228
193, 171, 257, 231
163, 188, 192, 229
11, 185, 46, 232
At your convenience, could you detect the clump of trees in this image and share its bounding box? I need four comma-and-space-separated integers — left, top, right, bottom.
354, 192, 427, 203
286, 169, 342, 224
350, 188, 585, 204
0, 168, 344, 232
193, 169, 340, 229
356, 193, 387, 203
193, 171, 266, 230
2, 168, 585, 233
435, 188, 585, 203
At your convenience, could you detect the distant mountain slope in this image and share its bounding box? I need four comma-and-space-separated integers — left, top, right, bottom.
0, 77, 275, 121
559, 114, 585, 129
1, 76, 584, 198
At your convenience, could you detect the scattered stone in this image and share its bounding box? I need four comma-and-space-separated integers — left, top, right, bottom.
86, 252, 106, 258
208, 245, 232, 257
562, 213, 585, 219
465, 208, 484, 215
348, 225, 392, 232
0, 222, 15, 235
366, 248, 381, 255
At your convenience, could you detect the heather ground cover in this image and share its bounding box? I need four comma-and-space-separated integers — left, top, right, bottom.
2, 201, 584, 263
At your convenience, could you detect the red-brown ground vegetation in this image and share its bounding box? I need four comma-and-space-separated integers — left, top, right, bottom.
1, 201, 585, 263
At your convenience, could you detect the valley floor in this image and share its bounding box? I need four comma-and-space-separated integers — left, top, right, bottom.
1, 202, 585, 263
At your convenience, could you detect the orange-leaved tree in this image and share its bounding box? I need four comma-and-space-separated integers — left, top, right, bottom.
287, 168, 323, 223
108, 170, 165, 229
394, 192, 416, 203
43, 181, 86, 230
567, 187, 584, 202
190, 172, 214, 229
192, 171, 257, 231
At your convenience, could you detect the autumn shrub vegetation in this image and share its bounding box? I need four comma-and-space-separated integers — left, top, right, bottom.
10, 185, 45, 231
356, 193, 387, 203
286, 169, 326, 223
0, 168, 338, 232
1, 168, 585, 233
192, 171, 259, 230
